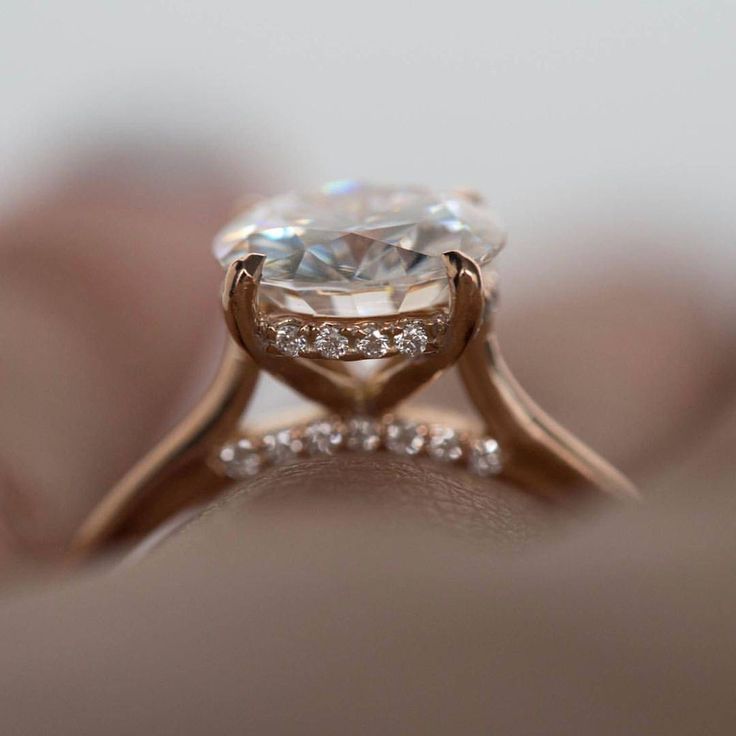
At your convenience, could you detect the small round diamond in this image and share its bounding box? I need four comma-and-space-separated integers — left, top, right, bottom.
395, 321, 429, 357
469, 438, 502, 476
304, 420, 344, 455
314, 326, 349, 359
356, 325, 390, 358
427, 425, 464, 462
219, 438, 262, 479
274, 322, 307, 357
262, 428, 303, 465
345, 416, 382, 451
385, 420, 426, 456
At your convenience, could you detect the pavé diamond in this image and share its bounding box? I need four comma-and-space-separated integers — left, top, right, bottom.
385, 420, 426, 456
356, 325, 390, 358
219, 438, 261, 478
262, 429, 302, 465
304, 420, 344, 455
427, 425, 464, 462
274, 322, 307, 356
314, 325, 349, 359
217, 421, 502, 482
395, 321, 429, 357
213, 181, 505, 318
469, 438, 502, 476
344, 416, 382, 451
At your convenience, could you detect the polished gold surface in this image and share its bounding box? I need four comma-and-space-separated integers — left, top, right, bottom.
70, 343, 259, 558
458, 334, 637, 503
71, 236, 637, 559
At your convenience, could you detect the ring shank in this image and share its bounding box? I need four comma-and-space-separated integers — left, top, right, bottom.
70, 331, 636, 560
69, 343, 258, 560
459, 334, 637, 502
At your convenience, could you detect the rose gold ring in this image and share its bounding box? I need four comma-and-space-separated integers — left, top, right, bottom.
71, 181, 637, 557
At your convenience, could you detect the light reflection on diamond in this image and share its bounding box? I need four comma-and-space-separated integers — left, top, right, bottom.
218, 418, 503, 481
469, 438, 502, 476
213, 182, 505, 318
314, 325, 349, 359
304, 420, 344, 455
273, 323, 307, 356
219, 439, 261, 479
356, 325, 390, 358
395, 321, 429, 357
345, 417, 382, 451
385, 420, 427, 456
262, 429, 302, 465
427, 425, 464, 462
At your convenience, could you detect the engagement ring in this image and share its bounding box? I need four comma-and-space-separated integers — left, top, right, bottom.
73, 181, 637, 555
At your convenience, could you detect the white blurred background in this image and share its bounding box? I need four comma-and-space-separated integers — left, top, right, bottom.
2, 1, 734, 290
1, 0, 735, 469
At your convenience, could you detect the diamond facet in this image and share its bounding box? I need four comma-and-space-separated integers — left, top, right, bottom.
427, 425, 464, 462
314, 325, 349, 359
395, 321, 429, 357
219, 439, 261, 478
304, 420, 344, 455
469, 438, 502, 476
385, 420, 426, 456
217, 420, 502, 482
356, 325, 390, 358
213, 181, 505, 318
262, 429, 302, 465
344, 416, 382, 451
273, 322, 307, 357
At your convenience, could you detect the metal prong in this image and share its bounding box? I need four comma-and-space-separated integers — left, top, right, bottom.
223, 253, 266, 353
365, 250, 485, 414
441, 249, 485, 354
223, 254, 361, 412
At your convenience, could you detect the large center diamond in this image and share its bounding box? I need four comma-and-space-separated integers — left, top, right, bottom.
213, 180, 506, 318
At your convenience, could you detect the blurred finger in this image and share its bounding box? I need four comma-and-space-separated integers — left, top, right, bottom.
0, 144, 247, 558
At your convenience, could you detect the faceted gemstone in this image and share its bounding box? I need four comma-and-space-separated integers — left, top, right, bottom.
213, 181, 505, 318
385, 420, 427, 456
262, 429, 302, 465
427, 425, 464, 462
273, 322, 307, 356
304, 420, 344, 455
356, 325, 390, 358
469, 438, 502, 476
314, 325, 349, 359
219, 438, 261, 478
344, 416, 382, 451
395, 321, 429, 357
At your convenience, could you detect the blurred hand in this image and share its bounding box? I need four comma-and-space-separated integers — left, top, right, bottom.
0, 148, 735, 734
0, 146, 242, 561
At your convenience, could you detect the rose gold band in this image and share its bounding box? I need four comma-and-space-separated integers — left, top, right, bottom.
70, 251, 636, 560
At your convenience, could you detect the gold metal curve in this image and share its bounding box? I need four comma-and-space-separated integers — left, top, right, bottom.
71, 244, 637, 559
458, 332, 637, 503
363, 251, 484, 414
223, 253, 358, 413
69, 342, 259, 559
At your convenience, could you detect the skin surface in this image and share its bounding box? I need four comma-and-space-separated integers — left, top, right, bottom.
0, 150, 735, 734
1, 438, 736, 735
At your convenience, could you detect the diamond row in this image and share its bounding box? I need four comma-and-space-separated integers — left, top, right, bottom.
216, 416, 502, 480
261, 314, 448, 360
